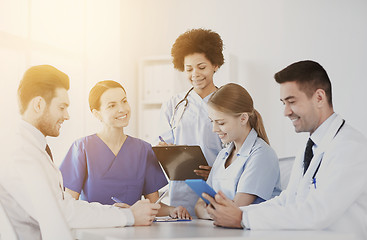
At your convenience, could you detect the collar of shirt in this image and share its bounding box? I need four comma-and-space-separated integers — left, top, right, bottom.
223, 128, 258, 159
19, 119, 48, 154
310, 113, 337, 152
189, 88, 216, 104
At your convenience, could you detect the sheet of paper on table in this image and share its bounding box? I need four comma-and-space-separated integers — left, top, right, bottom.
154, 216, 192, 222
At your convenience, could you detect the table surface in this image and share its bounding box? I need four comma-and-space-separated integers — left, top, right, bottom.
73, 219, 356, 240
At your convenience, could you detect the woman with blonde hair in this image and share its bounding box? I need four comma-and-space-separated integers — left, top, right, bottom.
195, 83, 281, 219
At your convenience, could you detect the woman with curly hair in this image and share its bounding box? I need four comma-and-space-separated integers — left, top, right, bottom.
157, 28, 224, 216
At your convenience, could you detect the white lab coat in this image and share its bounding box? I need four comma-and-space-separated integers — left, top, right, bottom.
158, 89, 223, 216
241, 114, 367, 240
0, 120, 134, 240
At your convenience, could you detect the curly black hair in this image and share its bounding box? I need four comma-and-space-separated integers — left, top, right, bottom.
171, 28, 224, 72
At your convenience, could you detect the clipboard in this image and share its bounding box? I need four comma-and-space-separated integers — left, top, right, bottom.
152, 145, 208, 180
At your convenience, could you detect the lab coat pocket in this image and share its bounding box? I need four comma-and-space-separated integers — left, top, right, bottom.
308, 178, 318, 194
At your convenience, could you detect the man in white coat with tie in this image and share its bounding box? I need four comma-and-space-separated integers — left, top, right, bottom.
203, 60, 367, 240
0, 65, 161, 240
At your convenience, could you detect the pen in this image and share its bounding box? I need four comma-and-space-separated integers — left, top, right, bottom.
111, 196, 123, 203
312, 178, 317, 189
159, 136, 166, 143
155, 190, 168, 204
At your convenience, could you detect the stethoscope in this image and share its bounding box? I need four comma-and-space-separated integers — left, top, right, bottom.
169, 87, 194, 130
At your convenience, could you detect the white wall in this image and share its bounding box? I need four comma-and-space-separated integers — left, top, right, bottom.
1, 0, 366, 164
120, 0, 367, 158
0, 0, 123, 165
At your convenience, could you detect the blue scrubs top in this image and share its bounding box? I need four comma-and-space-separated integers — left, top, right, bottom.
60, 135, 168, 205
207, 129, 282, 204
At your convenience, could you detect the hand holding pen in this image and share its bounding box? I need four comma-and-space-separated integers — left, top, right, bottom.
155, 190, 169, 204
158, 136, 174, 146
111, 197, 131, 208
159, 136, 166, 143
158, 136, 169, 146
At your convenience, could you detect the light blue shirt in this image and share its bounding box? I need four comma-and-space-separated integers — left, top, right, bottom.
158, 89, 223, 216
207, 129, 281, 204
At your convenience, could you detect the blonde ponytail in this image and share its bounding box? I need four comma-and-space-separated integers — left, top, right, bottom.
249, 109, 269, 145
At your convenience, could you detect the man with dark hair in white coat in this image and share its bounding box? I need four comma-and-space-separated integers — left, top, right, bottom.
203, 60, 367, 240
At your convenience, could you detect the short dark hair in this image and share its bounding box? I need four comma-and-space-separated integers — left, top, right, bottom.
274, 60, 332, 107
171, 28, 224, 72
18, 65, 70, 114
89, 80, 126, 112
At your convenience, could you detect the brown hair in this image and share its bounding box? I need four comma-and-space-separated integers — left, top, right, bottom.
171, 28, 224, 72
89, 80, 126, 111
17, 65, 70, 114
208, 83, 270, 145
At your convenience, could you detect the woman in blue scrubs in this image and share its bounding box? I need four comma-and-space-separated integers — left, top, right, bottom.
195, 83, 281, 219
60, 80, 191, 219
158, 28, 224, 216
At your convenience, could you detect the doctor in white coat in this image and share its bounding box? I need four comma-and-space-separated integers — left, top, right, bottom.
0, 65, 161, 239
203, 60, 367, 240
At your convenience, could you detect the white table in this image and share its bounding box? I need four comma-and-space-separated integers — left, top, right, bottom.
73, 219, 356, 240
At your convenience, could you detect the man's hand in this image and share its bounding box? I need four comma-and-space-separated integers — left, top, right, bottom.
203, 191, 243, 228
194, 165, 212, 180
130, 199, 161, 226
113, 202, 131, 208
169, 206, 192, 220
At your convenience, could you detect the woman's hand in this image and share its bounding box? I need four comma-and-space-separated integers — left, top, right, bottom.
194, 165, 212, 180
195, 198, 212, 220
169, 206, 192, 220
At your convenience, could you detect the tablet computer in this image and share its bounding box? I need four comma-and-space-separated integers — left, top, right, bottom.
152, 145, 208, 180
185, 179, 217, 204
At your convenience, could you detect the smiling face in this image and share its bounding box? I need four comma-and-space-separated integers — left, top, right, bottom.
37, 88, 70, 137
208, 105, 249, 145
184, 52, 218, 92
93, 87, 131, 129
280, 81, 323, 134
